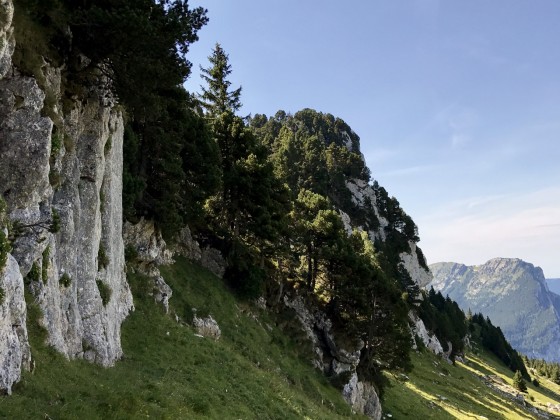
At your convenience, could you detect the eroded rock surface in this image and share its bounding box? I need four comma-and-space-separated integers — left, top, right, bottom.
0, 254, 30, 394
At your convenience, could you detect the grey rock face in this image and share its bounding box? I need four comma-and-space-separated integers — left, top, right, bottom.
0, 0, 14, 79
0, 25, 133, 392
0, 254, 30, 394
430, 258, 560, 362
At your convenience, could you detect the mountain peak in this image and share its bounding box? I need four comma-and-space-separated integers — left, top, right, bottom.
429, 258, 560, 361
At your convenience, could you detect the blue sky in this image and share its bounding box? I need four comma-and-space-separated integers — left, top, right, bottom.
184, 1, 560, 277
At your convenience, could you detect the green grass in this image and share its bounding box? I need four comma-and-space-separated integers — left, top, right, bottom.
382, 344, 560, 419
0, 257, 359, 419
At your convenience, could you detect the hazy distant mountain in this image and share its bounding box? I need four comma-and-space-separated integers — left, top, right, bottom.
547, 278, 560, 296
429, 258, 560, 362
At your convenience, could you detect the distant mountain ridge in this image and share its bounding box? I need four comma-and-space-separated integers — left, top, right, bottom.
429, 258, 560, 362
547, 278, 560, 296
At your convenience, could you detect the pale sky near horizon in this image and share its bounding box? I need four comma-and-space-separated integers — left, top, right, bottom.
184, 1, 560, 277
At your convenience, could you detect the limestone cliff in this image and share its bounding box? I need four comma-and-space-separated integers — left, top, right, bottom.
0, 0, 132, 392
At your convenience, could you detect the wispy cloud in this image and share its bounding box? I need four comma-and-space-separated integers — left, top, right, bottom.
417, 187, 560, 277
379, 163, 444, 178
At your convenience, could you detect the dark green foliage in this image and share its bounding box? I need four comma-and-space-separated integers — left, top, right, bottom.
50, 132, 62, 159
124, 245, 138, 263
199, 43, 242, 115
26, 262, 41, 283
0, 286, 4, 305
200, 47, 291, 296
470, 312, 529, 378
48, 208, 60, 233
96, 280, 112, 307
121, 125, 146, 222
59, 273, 71, 288
98, 245, 109, 270
525, 356, 560, 384
418, 288, 467, 356
513, 370, 527, 392
224, 242, 266, 299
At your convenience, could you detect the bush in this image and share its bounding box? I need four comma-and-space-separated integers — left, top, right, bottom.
27, 262, 41, 283
49, 209, 60, 233
124, 245, 138, 263
96, 279, 112, 306
98, 245, 109, 270
42, 246, 50, 283
59, 273, 71, 288
0, 286, 5, 305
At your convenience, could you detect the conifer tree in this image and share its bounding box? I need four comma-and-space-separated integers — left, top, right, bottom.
513, 370, 527, 392
199, 43, 242, 116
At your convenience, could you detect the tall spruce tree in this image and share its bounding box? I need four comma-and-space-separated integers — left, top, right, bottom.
200, 45, 289, 297
199, 43, 242, 115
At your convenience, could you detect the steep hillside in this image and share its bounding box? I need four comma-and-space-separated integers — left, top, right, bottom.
430, 258, 560, 362
4, 257, 559, 419
0, 257, 362, 419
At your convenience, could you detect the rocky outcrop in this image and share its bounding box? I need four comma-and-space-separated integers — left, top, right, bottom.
400, 242, 432, 288
343, 373, 382, 420
430, 258, 560, 362
193, 315, 221, 340
345, 178, 388, 242
409, 311, 444, 356
123, 218, 173, 269
0, 254, 30, 394
284, 294, 381, 418
176, 226, 226, 278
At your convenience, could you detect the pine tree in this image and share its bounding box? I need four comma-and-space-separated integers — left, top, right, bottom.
199, 43, 242, 116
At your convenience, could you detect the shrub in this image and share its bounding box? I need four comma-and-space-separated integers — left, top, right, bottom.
49, 209, 61, 233
51, 132, 62, 159
27, 262, 41, 283
98, 245, 109, 270
59, 273, 71, 288
96, 279, 112, 306
124, 245, 138, 263
42, 246, 50, 283
0, 286, 5, 305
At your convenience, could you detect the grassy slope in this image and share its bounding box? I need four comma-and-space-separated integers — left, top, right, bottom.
2, 256, 559, 419
0, 257, 360, 419
382, 344, 560, 419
